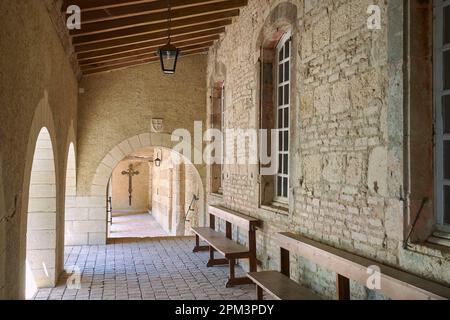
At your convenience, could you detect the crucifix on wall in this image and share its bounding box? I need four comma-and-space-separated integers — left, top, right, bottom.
121, 163, 140, 206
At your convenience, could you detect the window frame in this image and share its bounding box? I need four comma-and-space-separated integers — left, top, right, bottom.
220, 82, 225, 193
274, 31, 292, 204
434, 0, 450, 231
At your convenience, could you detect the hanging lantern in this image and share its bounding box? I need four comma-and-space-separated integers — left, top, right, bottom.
158, 0, 180, 74
158, 42, 179, 74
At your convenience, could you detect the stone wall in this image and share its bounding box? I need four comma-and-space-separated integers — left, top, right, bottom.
0, 0, 78, 299
112, 160, 149, 213
74, 56, 207, 245
77, 55, 207, 196
206, 0, 449, 299
152, 149, 175, 234
151, 149, 203, 236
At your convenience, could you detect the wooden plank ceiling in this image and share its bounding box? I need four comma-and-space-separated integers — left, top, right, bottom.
62, 0, 248, 75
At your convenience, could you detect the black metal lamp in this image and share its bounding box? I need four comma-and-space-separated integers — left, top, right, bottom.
154, 150, 162, 167
158, 0, 180, 74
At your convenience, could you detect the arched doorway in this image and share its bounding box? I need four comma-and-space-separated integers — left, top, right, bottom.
25, 127, 57, 299
107, 146, 203, 239
70, 133, 207, 246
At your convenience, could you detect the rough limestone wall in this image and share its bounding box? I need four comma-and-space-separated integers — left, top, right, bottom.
0, 0, 78, 299
206, 0, 449, 299
111, 160, 149, 213
152, 149, 174, 234
77, 55, 207, 196
75, 55, 207, 245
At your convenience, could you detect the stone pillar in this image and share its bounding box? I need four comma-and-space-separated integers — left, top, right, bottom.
173, 163, 186, 236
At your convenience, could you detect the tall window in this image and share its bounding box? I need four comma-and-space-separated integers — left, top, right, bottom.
220, 82, 225, 192
211, 81, 225, 194
275, 34, 291, 201
435, 0, 450, 228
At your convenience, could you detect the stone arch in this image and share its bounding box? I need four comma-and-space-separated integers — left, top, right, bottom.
64, 124, 76, 245
75, 133, 206, 245
19, 91, 60, 299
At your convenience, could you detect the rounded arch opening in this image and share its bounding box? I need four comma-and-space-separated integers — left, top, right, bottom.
107, 146, 205, 239
25, 127, 57, 299
72, 132, 207, 246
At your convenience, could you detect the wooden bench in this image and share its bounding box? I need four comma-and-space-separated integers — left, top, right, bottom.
247, 233, 321, 300
266, 232, 450, 300
192, 205, 261, 288
248, 271, 321, 300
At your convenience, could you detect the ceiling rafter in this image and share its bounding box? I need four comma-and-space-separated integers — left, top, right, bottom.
61, 0, 249, 75
69, 0, 246, 36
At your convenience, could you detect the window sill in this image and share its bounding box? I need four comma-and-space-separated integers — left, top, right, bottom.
406, 241, 450, 258
209, 192, 223, 199
259, 203, 289, 216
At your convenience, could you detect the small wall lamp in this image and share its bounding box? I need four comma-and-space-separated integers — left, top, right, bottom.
154, 150, 162, 167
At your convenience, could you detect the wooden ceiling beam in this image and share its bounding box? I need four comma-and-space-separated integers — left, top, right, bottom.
82, 50, 208, 75
72, 12, 235, 44
75, 26, 224, 53
70, 0, 245, 36
78, 35, 218, 60
71, 8, 239, 37
74, 21, 225, 48
81, 47, 208, 70
80, 42, 213, 65
79, 0, 222, 24
62, 0, 152, 12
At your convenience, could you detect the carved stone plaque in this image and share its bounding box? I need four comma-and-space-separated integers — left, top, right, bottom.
151, 118, 164, 133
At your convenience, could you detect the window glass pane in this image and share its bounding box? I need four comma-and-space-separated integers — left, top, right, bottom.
285, 40, 290, 59
279, 64, 284, 84
278, 86, 283, 106
445, 6, 450, 45
445, 141, 450, 180
284, 131, 289, 151
445, 186, 450, 225
278, 154, 283, 174
284, 85, 290, 105
444, 95, 450, 134
283, 178, 288, 198
284, 61, 290, 82
277, 177, 283, 197
284, 108, 289, 128
279, 131, 283, 152
278, 108, 283, 128
444, 50, 450, 90
283, 154, 288, 175
279, 47, 284, 62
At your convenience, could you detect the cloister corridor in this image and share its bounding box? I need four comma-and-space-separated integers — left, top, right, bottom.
33, 238, 255, 301
1, 0, 449, 305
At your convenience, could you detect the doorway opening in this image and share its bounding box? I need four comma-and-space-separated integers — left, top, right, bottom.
107, 147, 202, 239
25, 128, 57, 299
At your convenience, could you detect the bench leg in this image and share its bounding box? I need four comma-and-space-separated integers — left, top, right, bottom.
336, 274, 350, 300
193, 235, 209, 253
226, 259, 254, 288
207, 247, 228, 267
256, 285, 263, 300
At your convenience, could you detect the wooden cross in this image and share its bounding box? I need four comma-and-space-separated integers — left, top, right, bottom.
121, 164, 140, 206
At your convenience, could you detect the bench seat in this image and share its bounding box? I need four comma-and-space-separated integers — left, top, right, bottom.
192, 227, 250, 258
247, 271, 321, 300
